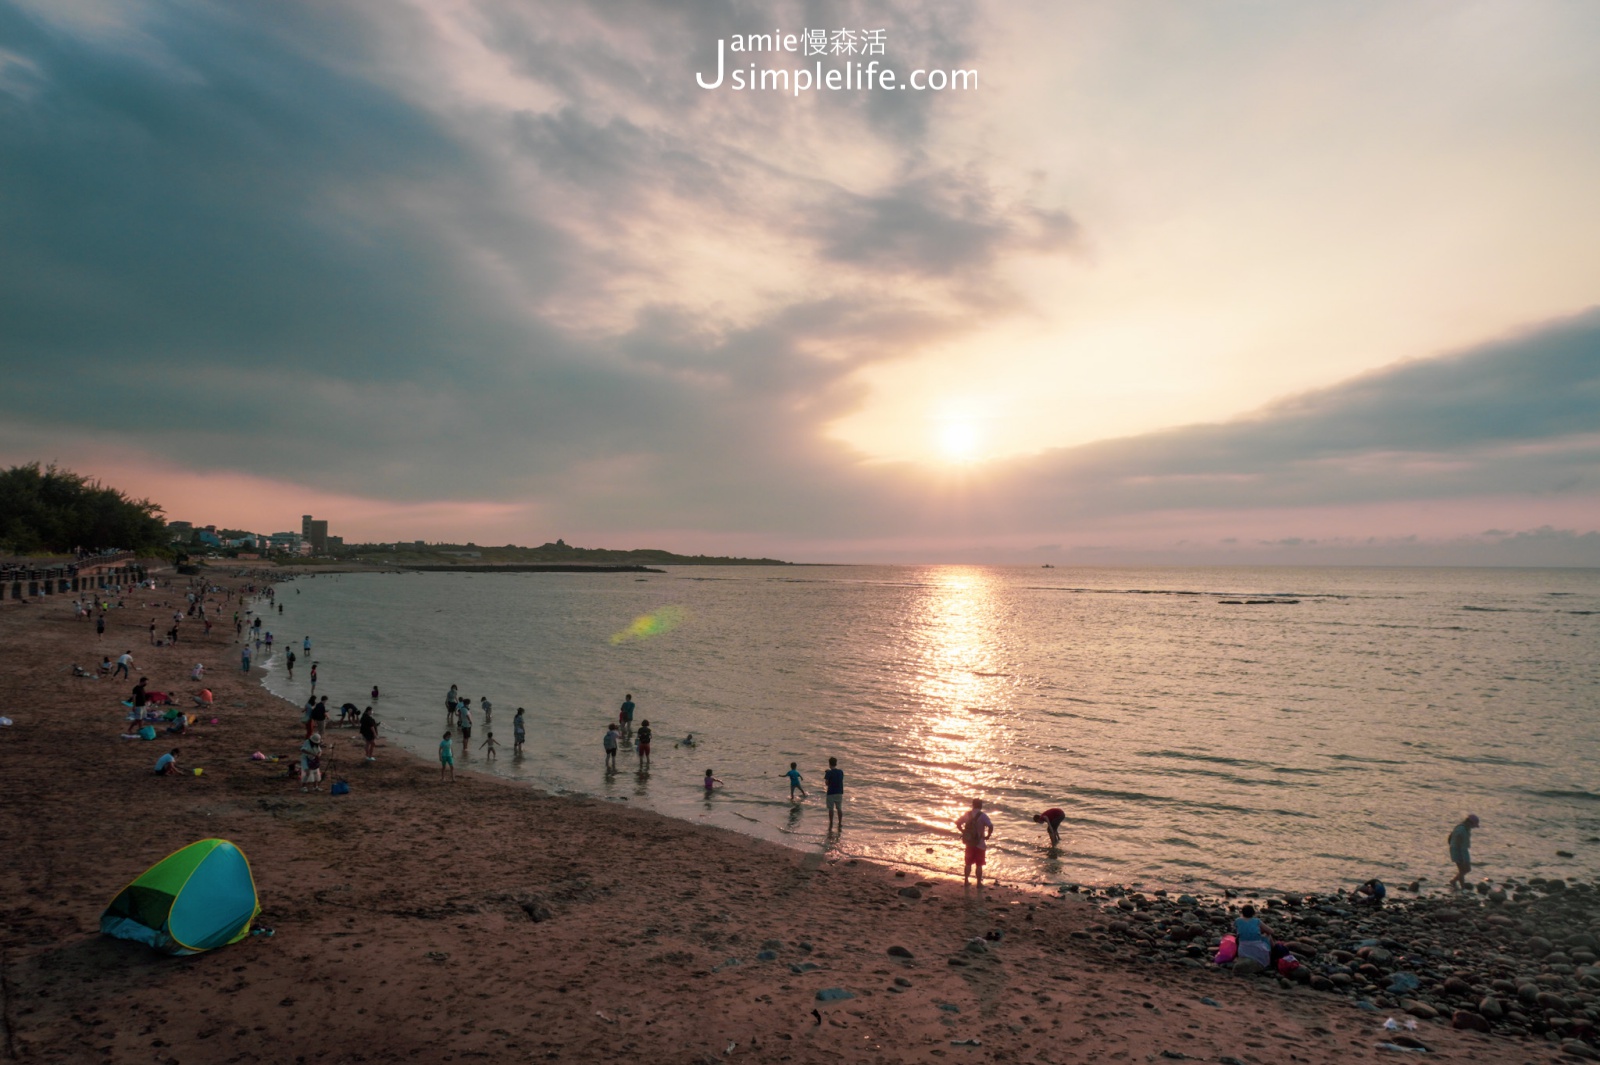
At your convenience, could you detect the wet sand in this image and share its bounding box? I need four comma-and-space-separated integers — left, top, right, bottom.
0, 572, 1545, 1063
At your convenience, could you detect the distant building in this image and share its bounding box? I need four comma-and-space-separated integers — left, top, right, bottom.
197, 528, 222, 548
301, 515, 330, 554
268, 532, 302, 554
326, 535, 343, 552
166, 520, 193, 542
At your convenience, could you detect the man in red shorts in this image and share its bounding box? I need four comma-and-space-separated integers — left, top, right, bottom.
956, 799, 994, 886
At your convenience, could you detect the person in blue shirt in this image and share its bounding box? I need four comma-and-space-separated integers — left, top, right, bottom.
154, 748, 181, 776
824, 757, 844, 829
784, 762, 808, 801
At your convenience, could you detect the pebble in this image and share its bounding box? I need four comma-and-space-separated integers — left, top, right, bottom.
887, 946, 914, 958
1084, 874, 1600, 1053
815, 988, 854, 1002
897, 886, 923, 899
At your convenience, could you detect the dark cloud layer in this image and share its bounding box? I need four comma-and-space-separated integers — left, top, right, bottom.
0, 0, 1595, 559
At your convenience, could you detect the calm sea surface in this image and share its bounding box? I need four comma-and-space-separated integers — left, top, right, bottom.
258, 565, 1600, 894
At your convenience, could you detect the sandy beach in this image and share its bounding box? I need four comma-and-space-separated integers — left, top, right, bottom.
0, 570, 1575, 1064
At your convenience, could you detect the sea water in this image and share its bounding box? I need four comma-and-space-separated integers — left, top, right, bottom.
258, 565, 1600, 894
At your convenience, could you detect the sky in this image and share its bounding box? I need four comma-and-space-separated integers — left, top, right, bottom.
1, 0, 1597, 564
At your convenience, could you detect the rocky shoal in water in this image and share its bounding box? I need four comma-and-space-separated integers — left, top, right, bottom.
1075, 875, 1600, 1059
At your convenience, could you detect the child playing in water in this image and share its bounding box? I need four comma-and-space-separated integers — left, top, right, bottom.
704, 769, 722, 794
439, 731, 454, 781
785, 762, 807, 801
480, 731, 499, 761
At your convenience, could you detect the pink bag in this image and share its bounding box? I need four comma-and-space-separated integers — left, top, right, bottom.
1213, 934, 1237, 964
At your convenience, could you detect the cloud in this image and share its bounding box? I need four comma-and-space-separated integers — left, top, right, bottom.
0, 0, 1595, 561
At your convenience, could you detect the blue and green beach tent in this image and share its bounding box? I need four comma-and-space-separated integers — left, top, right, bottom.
100, 838, 260, 955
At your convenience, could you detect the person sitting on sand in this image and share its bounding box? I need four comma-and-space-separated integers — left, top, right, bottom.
1448, 814, 1479, 890
191, 662, 204, 681
154, 748, 181, 776
1033, 807, 1067, 847
166, 713, 189, 735
99, 656, 113, 674
1354, 878, 1387, 904
192, 688, 213, 708
1233, 904, 1274, 967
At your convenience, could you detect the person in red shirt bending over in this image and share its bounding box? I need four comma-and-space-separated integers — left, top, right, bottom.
1033, 807, 1066, 847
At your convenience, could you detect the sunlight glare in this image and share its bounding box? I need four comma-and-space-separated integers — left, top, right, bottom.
938, 420, 980, 464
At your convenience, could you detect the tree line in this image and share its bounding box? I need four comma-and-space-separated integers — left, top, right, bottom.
0, 463, 168, 557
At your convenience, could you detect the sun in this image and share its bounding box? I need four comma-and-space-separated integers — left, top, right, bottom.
937, 420, 981, 463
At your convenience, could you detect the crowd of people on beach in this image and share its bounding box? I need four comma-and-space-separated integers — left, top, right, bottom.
70, 572, 1496, 899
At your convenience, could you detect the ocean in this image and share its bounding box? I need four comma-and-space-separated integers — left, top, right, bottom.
256, 565, 1600, 894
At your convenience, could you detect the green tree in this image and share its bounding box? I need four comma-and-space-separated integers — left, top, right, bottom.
0, 463, 168, 556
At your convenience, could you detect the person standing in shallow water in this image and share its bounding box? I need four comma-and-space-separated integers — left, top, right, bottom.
512, 708, 526, 757
635, 719, 652, 769
603, 723, 620, 771
823, 757, 844, 830
618, 693, 635, 739
1448, 814, 1480, 889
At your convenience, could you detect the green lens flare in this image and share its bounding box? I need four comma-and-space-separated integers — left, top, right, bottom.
610, 605, 687, 645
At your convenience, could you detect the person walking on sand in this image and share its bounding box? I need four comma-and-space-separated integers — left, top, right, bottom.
358, 708, 379, 756
438, 731, 454, 781
114, 651, 133, 679
480, 731, 499, 761
618, 693, 636, 738
957, 799, 995, 886
149, 620, 157, 645
1448, 814, 1480, 890
824, 757, 844, 830
603, 723, 620, 771
636, 719, 652, 769
785, 762, 808, 801
96, 614, 104, 638
512, 708, 526, 757
1033, 807, 1066, 847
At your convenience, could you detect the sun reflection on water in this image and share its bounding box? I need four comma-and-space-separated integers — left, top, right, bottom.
909, 567, 1012, 801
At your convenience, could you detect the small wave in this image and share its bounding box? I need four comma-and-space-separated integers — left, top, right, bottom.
1136, 749, 1268, 769
1325, 753, 1409, 766
1437, 753, 1548, 768
1525, 789, 1600, 802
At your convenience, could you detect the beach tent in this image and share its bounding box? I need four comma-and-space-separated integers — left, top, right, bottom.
100, 838, 260, 955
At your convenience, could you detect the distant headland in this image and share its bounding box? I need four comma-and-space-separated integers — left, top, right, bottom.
300, 539, 791, 570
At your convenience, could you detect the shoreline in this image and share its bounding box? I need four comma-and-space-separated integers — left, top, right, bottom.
0, 569, 1585, 1062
